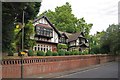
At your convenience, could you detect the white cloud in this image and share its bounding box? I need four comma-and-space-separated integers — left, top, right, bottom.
39, 0, 119, 35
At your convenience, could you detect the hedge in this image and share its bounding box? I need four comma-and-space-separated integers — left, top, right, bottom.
58, 50, 65, 56
46, 50, 52, 56
37, 51, 45, 56
52, 52, 58, 56
28, 50, 34, 56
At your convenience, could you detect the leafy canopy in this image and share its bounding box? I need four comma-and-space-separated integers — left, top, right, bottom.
39, 2, 93, 36
100, 24, 120, 55
2, 2, 41, 53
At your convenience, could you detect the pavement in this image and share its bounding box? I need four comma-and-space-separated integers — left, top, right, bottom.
27, 61, 118, 78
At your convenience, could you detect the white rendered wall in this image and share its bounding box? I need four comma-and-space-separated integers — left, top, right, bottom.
51, 30, 59, 43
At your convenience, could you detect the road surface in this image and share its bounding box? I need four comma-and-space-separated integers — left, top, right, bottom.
58, 62, 118, 78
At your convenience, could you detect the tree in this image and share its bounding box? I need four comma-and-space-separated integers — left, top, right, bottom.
24, 21, 37, 50
88, 31, 105, 54
100, 24, 120, 55
39, 2, 93, 36
15, 21, 36, 52
57, 44, 68, 50
2, 2, 41, 53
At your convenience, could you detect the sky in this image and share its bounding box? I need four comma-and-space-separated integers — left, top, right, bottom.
38, 0, 119, 35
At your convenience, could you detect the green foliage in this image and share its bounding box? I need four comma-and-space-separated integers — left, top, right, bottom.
2, 2, 41, 53
82, 50, 88, 55
15, 21, 36, 52
99, 45, 110, 54
88, 31, 105, 55
24, 21, 36, 49
58, 50, 65, 56
91, 46, 100, 54
2, 23, 16, 53
65, 51, 70, 55
72, 50, 79, 55
100, 24, 120, 55
69, 51, 74, 55
57, 44, 68, 50
28, 49, 34, 56
46, 50, 52, 56
37, 51, 45, 56
52, 52, 58, 56
8, 50, 14, 56
79, 51, 82, 55
39, 2, 92, 35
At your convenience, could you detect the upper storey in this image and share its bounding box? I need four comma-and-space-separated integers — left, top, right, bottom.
33, 16, 61, 43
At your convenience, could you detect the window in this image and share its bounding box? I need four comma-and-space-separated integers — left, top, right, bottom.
44, 30, 47, 36
41, 45, 43, 51
60, 37, 66, 43
36, 26, 53, 37
50, 29, 53, 37
44, 47, 45, 52
46, 29, 50, 36
34, 47, 37, 51
33, 44, 53, 52
37, 45, 40, 51
38, 47, 40, 51
41, 29, 44, 35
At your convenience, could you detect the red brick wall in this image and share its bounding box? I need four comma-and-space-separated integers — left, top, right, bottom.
2, 55, 115, 78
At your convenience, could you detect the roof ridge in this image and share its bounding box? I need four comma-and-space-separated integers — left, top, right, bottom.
68, 32, 82, 42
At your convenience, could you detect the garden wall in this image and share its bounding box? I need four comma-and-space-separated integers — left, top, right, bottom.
2, 54, 115, 78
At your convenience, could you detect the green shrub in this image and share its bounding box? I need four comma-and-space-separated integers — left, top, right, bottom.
65, 51, 70, 55
8, 51, 14, 56
57, 44, 68, 50
81, 52, 85, 55
37, 51, 45, 56
72, 50, 79, 55
90, 51, 95, 54
28, 50, 34, 56
91, 46, 100, 54
58, 50, 65, 56
82, 50, 88, 55
79, 51, 82, 55
69, 51, 74, 55
46, 50, 52, 56
52, 52, 58, 56
8, 47, 15, 56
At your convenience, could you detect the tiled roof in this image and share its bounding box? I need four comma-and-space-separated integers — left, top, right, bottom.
68, 32, 81, 42
59, 31, 86, 42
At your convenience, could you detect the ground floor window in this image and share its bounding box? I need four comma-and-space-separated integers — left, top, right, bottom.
33, 44, 52, 52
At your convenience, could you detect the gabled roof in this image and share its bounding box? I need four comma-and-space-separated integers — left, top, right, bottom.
59, 31, 69, 39
33, 15, 61, 36
68, 32, 81, 42
68, 32, 86, 42
80, 43, 89, 48
62, 33, 69, 39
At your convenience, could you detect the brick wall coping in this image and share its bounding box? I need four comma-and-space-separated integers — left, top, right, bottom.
1, 54, 113, 65
2, 54, 111, 59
